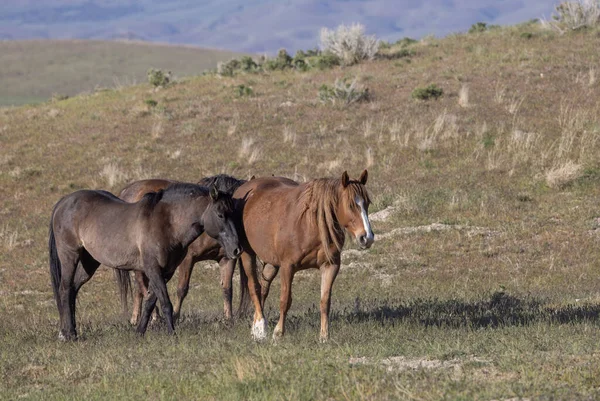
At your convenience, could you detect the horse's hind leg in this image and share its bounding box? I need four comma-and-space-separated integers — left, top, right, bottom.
219, 258, 235, 320
173, 253, 195, 321
71, 251, 100, 328
273, 264, 295, 340
259, 263, 278, 308
56, 248, 80, 341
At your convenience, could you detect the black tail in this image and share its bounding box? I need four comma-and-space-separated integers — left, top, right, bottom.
114, 270, 132, 318
48, 215, 61, 306
236, 258, 251, 318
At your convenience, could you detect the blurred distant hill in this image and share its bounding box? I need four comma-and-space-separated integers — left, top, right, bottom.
0, 0, 553, 53
0, 39, 245, 106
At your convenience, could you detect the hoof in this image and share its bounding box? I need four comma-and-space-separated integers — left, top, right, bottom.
58, 331, 77, 341
272, 329, 283, 341
251, 318, 267, 341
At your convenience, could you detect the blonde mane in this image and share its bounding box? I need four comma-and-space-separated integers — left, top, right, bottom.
299, 178, 371, 264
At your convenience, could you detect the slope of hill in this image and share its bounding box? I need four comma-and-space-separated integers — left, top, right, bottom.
0, 39, 245, 106
1, 23, 600, 399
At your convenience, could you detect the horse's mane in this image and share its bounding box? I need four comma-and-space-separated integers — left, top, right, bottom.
141, 183, 208, 210
299, 178, 371, 264
198, 174, 246, 195
141, 189, 164, 209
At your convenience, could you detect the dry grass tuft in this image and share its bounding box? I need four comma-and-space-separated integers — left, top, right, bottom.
458, 84, 470, 108
545, 160, 583, 188
100, 163, 128, 188
238, 137, 255, 159
283, 126, 296, 146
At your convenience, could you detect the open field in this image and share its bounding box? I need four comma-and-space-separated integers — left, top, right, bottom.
0, 40, 245, 106
1, 23, 600, 400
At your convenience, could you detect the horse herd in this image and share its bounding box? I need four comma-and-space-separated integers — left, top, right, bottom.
48, 170, 374, 342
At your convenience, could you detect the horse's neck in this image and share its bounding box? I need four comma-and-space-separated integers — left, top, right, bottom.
162, 199, 206, 247
298, 187, 345, 252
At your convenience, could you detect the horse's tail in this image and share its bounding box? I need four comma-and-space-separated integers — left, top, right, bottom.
236, 258, 250, 318
114, 270, 131, 318
48, 214, 61, 306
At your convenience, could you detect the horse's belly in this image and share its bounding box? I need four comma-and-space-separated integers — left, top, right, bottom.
83, 239, 138, 269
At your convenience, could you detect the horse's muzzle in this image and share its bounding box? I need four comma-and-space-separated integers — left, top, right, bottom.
230, 246, 243, 259
358, 234, 374, 249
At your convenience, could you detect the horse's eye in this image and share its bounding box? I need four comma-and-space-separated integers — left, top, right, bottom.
217, 213, 224, 219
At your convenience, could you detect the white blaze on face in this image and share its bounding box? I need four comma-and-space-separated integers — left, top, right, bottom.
355, 196, 374, 242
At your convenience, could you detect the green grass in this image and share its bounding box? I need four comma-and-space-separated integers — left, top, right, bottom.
2, 22, 600, 400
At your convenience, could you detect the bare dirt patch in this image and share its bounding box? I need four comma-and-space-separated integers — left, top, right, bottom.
376, 223, 500, 241
349, 355, 490, 373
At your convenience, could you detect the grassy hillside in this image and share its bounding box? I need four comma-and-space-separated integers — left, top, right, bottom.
0, 40, 245, 106
1, 23, 600, 400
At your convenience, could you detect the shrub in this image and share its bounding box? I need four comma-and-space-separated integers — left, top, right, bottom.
264, 49, 294, 71
379, 48, 415, 60
319, 23, 380, 66
51, 93, 69, 102
307, 52, 341, 70
469, 22, 489, 33
304, 48, 321, 57
379, 40, 391, 49
412, 84, 444, 101
240, 56, 259, 72
234, 84, 253, 97
147, 68, 171, 87
144, 99, 158, 107
292, 56, 309, 72
217, 59, 241, 77
543, 0, 600, 32
395, 37, 418, 46
319, 77, 370, 106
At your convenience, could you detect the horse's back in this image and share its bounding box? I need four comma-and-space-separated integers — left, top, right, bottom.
52, 189, 124, 240
55, 189, 120, 212
119, 179, 179, 203
235, 176, 298, 198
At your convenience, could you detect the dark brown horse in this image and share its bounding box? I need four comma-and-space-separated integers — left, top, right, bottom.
115, 175, 249, 324
234, 170, 374, 341
48, 183, 242, 340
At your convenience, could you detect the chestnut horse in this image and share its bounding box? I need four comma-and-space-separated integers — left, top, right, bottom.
115, 175, 249, 324
234, 170, 374, 341
49, 183, 242, 340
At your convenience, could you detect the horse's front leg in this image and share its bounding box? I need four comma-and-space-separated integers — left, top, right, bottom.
173, 253, 195, 321
319, 263, 340, 342
131, 271, 147, 325
219, 258, 235, 320
142, 260, 175, 335
240, 252, 267, 340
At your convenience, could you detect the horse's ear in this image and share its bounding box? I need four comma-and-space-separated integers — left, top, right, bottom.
341, 171, 350, 188
359, 169, 368, 185
209, 184, 219, 201
250, 175, 256, 180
